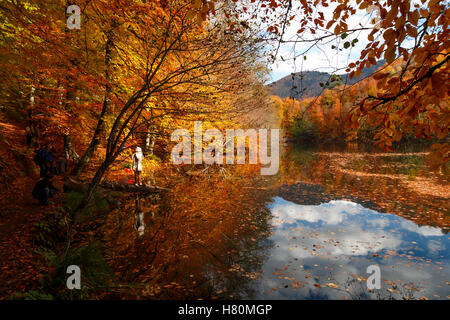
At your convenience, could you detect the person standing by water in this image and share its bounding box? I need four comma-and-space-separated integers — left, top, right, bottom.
132, 146, 144, 186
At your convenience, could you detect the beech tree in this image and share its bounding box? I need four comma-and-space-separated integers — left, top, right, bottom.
71, 0, 266, 214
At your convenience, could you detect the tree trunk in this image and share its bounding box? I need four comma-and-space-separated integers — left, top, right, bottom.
26, 86, 40, 148
144, 125, 156, 156
144, 125, 157, 185
71, 29, 114, 176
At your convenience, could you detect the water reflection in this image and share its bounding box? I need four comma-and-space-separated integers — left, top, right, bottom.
133, 195, 146, 237
248, 197, 449, 300
101, 145, 448, 300
102, 166, 275, 299
278, 146, 449, 231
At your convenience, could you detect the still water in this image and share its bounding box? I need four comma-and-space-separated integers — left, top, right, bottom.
249, 197, 449, 299
105, 145, 449, 300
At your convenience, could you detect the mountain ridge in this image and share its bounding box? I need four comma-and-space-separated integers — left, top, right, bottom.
267, 60, 385, 99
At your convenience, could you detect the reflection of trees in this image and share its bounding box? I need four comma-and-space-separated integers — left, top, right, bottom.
198, 206, 274, 299
92, 146, 447, 298
330, 276, 422, 300
100, 166, 275, 299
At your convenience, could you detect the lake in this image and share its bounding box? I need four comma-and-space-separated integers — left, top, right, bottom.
103, 144, 449, 300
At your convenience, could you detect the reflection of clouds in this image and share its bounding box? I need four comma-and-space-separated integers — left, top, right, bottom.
271, 227, 401, 261
400, 220, 443, 237
427, 240, 443, 256
250, 198, 450, 300
270, 197, 360, 225
257, 252, 449, 300
367, 218, 390, 228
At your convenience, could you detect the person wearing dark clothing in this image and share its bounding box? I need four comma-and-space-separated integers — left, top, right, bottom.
34, 145, 49, 177
34, 144, 58, 177
46, 147, 55, 163
46, 146, 57, 174
32, 174, 59, 205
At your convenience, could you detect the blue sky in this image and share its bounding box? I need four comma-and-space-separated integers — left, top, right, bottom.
265, 1, 420, 84
265, 2, 380, 84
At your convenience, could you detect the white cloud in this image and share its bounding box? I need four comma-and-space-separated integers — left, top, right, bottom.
400, 220, 443, 237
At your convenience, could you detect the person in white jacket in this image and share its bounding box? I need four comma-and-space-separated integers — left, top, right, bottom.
132, 146, 144, 185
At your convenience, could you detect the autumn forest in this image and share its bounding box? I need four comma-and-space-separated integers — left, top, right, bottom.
0, 0, 448, 302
